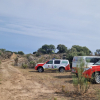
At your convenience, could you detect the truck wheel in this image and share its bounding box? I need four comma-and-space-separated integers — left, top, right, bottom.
95, 73, 100, 84
38, 67, 44, 72
59, 67, 65, 72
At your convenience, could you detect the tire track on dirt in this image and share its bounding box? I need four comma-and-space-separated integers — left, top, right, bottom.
0, 59, 54, 100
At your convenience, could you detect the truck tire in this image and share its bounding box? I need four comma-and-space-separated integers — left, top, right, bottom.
95, 73, 100, 84
38, 67, 44, 72
59, 67, 65, 72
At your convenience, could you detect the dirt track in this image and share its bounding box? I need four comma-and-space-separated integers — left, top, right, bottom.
0, 59, 54, 100
0, 59, 100, 100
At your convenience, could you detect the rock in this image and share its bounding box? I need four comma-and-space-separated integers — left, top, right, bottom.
28, 55, 34, 61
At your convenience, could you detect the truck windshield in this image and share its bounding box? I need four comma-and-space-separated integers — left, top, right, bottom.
94, 60, 100, 65
86, 57, 94, 63
86, 57, 100, 63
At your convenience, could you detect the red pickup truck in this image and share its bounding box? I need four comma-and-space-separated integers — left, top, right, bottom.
83, 65, 100, 84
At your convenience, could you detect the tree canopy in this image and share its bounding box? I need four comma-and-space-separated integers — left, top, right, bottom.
57, 44, 67, 53
38, 44, 55, 54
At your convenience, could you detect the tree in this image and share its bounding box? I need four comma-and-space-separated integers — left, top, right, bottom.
42, 44, 49, 54
37, 44, 55, 54
72, 45, 91, 55
57, 44, 67, 53
82, 46, 91, 55
18, 51, 24, 55
95, 49, 100, 56
47, 44, 55, 54
66, 46, 91, 68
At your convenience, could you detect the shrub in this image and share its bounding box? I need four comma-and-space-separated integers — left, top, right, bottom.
72, 59, 90, 94
37, 57, 43, 63
0, 49, 6, 52
13, 52, 18, 54
22, 63, 28, 69
14, 57, 18, 66
36, 53, 41, 57
33, 51, 37, 54
29, 61, 36, 68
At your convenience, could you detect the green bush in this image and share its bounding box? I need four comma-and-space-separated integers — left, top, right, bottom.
22, 63, 28, 69
72, 59, 90, 94
30, 61, 36, 68
36, 53, 41, 57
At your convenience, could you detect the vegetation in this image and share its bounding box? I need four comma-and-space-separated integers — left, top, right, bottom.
22, 63, 28, 69
0, 49, 6, 52
18, 51, 24, 55
38, 44, 55, 54
57, 44, 67, 53
29, 61, 36, 68
95, 49, 100, 56
14, 57, 18, 66
72, 59, 90, 94
36, 52, 41, 57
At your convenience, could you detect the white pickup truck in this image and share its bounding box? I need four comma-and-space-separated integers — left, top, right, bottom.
35, 59, 70, 72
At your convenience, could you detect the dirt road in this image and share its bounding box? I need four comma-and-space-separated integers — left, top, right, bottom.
0, 59, 99, 100
0, 59, 54, 100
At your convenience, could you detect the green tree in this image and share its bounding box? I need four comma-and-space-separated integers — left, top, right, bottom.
57, 44, 67, 53
47, 44, 55, 54
42, 44, 49, 54
18, 51, 24, 55
38, 44, 55, 54
72, 45, 91, 55
95, 49, 100, 56
72, 45, 83, 52
0, 49, 6, 52
38, 48, 46, 54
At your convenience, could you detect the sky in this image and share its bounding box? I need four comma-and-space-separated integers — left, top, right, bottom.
0, 0, 100, 54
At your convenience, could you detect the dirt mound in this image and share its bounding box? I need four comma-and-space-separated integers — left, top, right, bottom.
10, 53, 17, 59
0, 59, 54, 100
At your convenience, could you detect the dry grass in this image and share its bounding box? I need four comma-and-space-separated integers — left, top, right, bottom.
16, 68, 100, 100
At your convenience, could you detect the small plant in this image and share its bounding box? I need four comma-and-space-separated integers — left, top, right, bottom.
37, 57, 43, 63
29, 61, 36, 68
14, 57, 18, 66
62, 85, 66, 92
72, 59, 90, 94
36, 53, 41, 57
22, 63, 28, 69
54, 97, 57, 100
96, 89, 100, 100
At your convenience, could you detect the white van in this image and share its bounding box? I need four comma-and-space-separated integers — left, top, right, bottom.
72, 56, 100, 73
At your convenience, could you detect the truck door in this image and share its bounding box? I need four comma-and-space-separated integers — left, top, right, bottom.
43, 60, 53, 69
53, 60, 60, 69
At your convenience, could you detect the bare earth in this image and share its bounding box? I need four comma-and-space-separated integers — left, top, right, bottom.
0, 59, 100, 100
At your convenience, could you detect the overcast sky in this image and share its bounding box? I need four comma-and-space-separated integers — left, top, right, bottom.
0, 0, 100, 54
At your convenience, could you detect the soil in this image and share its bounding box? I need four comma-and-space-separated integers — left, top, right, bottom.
0, 59, 100, 100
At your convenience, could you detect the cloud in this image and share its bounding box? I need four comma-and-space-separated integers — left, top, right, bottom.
0, 0, 100, 53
